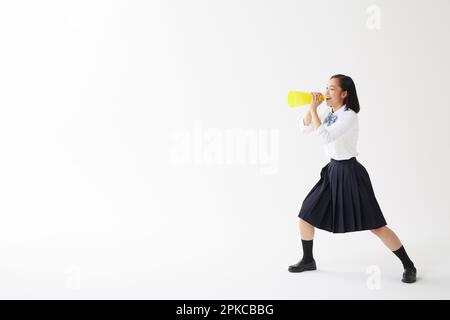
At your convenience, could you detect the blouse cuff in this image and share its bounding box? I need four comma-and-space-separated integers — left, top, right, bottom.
301, 119, 314, 134
316, 124, 326, 135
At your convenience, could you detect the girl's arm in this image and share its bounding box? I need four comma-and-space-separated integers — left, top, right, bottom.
310, 92, 324, 129
300, 109, 314, 134
311, 108, 322, 129
303, 92, 324, 134
303, 109, 312, 126
301, 106, 327, 134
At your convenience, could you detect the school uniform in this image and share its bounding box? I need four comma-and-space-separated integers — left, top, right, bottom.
298, 105, 387, 233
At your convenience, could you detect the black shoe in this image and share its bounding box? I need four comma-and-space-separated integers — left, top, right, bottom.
402, 266, 417, 283
288, 259, 317, 273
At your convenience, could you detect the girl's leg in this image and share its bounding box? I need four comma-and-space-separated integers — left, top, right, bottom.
370, 226, 401, 251
371, 226, 416, 283
288, 218, 317, 272
300, 218, 315, 240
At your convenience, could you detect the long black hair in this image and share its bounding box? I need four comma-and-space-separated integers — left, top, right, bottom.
330, 74, 360, 113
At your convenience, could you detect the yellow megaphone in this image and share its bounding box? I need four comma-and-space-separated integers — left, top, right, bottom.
288, 91, 324, 107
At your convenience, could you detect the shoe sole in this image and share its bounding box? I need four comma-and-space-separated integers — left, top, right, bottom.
402, 278, 416, 283
288, 264, 317, 273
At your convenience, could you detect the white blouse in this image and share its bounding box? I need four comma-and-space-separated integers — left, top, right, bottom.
301, 104, 359, 160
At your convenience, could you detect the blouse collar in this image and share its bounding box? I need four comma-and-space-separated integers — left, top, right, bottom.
331, 104, 348, 114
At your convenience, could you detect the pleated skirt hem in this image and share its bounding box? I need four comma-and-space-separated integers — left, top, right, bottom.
300, 214, 387, 234
298, 157, 388, 234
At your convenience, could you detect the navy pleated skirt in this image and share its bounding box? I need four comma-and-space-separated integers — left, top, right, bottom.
298, 157, 387, 233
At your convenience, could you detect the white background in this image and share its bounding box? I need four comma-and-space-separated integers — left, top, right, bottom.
0, 0, 449, 299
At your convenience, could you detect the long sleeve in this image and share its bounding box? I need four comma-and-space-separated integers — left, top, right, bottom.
316, 110, 357, 144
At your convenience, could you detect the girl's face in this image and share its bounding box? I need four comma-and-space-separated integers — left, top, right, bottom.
325, 78, 348, 108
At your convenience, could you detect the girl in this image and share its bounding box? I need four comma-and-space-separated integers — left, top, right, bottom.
288, 74, 417, 283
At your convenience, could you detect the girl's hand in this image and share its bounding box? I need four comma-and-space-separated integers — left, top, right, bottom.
309, 92, 323, 111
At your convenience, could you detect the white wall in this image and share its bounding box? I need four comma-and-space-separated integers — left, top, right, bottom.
0, 0, 449, 299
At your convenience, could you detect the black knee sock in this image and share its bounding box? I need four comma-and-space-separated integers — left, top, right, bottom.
392, 245, 414, 269
301, 239, 314, 263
